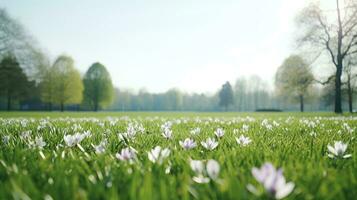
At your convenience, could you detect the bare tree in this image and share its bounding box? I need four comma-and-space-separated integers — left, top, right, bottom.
343, 56, 357, 112
0, 8, 46, 81
296, 0, 357, 113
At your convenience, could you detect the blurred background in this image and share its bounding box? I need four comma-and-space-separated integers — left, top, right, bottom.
0, 0, 356, 112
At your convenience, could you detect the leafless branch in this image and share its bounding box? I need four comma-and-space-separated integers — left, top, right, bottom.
313, 75, 335, 85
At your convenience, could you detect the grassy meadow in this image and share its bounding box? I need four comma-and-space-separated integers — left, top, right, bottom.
0, 112, 356, 200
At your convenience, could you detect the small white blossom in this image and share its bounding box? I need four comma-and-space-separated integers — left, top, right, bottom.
35, 136, 46, 149
116, 147, 137, 163
309, 131, 317, 137
236, 135, 252, 146
93, 140, 107, 154
192, 174, 210, 184
250, 162, 294, 199
242, 124, 249, 132
2, 135, 10, 144
179, 138, 197, 150
214, 128, 225, 138
64, 133, 85, 147
148, 146, 170, 164
190, 127, 201, 135
162, 128, 173, 139
327, 141, 351, 159
206, 159, 220, 180
190, 159, 220, 183
20, 130, 32, 140
201, 138, 219, 150
190, 160, 205, 174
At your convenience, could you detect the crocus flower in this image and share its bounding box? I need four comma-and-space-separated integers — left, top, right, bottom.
93, 140, 107, 154
116, 147, 137, 163
2, 135, 10, 144
192, 174, 210, 184
242, 124, 249, 132
64, 133, 85, 147
206, 159, 220, 180
214, 128, 225, 138
190, 127, 201, 135
148, 146, 170, 164
190, 160, 205, 174
190, 159, 220, 183
162, 128, 173, 139
179, 138, 197, 150
236, 135, 252, 146
201, 138, 219, 150
250, 162, 294, 199
35, 136, 46, 149
327, 141, 352, 159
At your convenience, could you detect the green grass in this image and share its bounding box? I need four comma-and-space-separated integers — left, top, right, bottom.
0, 112, 356, 200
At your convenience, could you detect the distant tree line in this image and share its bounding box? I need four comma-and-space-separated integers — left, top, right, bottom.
0, 5, 357, 112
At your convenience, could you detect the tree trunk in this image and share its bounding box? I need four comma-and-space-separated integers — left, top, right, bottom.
347, 76, 353, 113
7, 95, 11, 111
299, 94, 304, 112
60, 102, 64, 112
48, 102, 52, 111
335, 66, 343, 113
334, 0, 343, 114
348, 90, 353, 113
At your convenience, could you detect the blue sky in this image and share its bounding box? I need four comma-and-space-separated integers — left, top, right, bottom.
1, 0, 311, 93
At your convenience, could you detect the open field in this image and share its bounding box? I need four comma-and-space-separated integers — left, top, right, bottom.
0, 112, 356, 200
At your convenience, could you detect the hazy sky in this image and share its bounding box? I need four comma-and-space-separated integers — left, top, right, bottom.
1, 0, 312, 93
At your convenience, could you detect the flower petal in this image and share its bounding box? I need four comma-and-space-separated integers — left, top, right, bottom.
275, 182, 294, 199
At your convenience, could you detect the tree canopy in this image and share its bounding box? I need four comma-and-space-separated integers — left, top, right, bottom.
275, 55, 314, 112
0, 8, 46, 81
51, 55, 83, 111
83, 62, 114, 111
0, 55, 32, 110
219, 81, 234, 111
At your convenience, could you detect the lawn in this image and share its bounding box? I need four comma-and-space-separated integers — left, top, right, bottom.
0, 112, 356, 200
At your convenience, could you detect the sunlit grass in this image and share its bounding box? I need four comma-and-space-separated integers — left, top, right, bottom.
0, 113, 356, 199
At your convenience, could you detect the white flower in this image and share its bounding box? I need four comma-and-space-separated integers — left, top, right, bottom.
64, 133, 85, 147
327, 141, 351, 159
162, 128, 173, 139
192, 175, 210, 184
242, 124, 249, 132
236, 135, 252, 146
20, 130, 31, 140
190, 160, 205, 174
214, 128, 225, 138
201, 138, 219, 150
35, 136, 46, 149
148, 146, 170, 164
250, 162, 294, 199
190, 159, 220, 183
309, 132, 317, 137
206, 159, 220, 180
190, 127, 201, 135
116, 147, 137, 163
118, 122, 144, 141
83, 130, 91, 138
179, 138, 197, 150
93, 140, 107, 154
161, 121, 173, 131
2, 135, 10, 144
